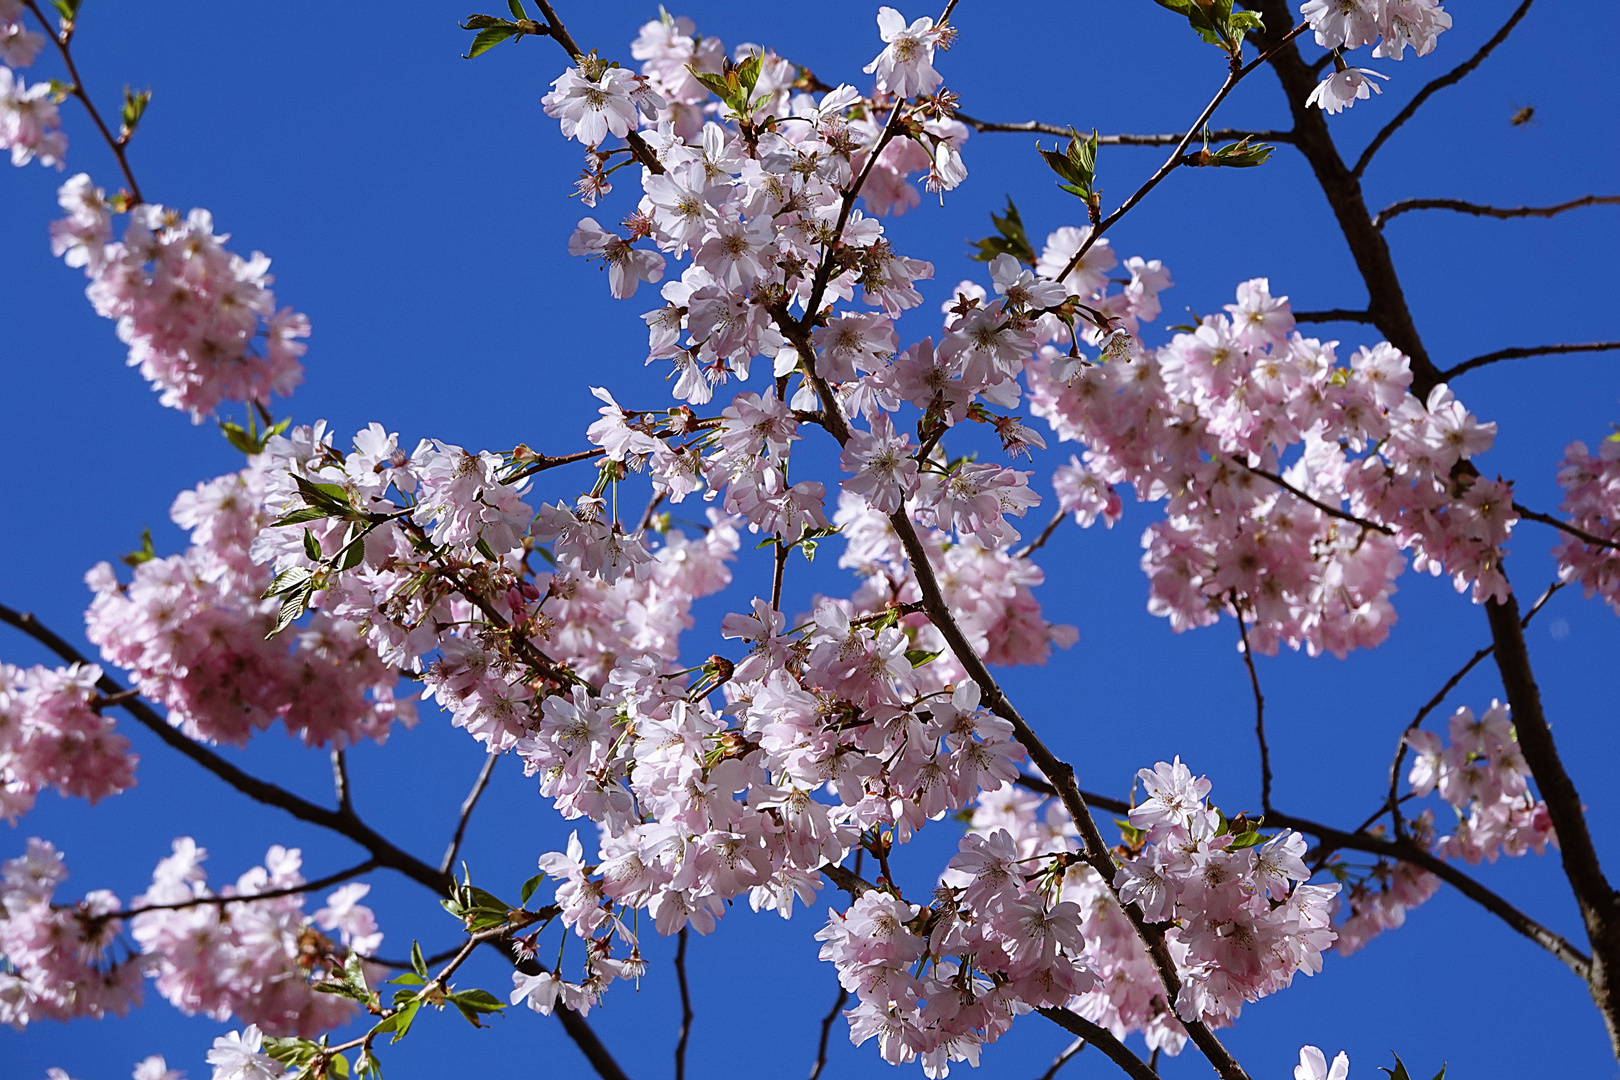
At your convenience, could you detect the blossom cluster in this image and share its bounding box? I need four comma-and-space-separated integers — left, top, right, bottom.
85, 454, 413, 749
1336, 700, 1554, 954
1552, 436, 1620, 614
1029, 278, 1510, 657
48, 174, 308, 420
0, 2, 62, 168
131, 839, 380, 1036
1302, 0, 1453, 114
0, 661, 136, 823
0, 836, 381, 1038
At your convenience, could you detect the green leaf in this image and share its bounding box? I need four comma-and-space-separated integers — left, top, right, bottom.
411, 940, 428, 979
292, 474, 354, 514
1203, 135, 1274, 168
264, 566, 313, 598
1040, 128, 1099, 201
474, 536, 499, 562
391, 999, 421, 1042
465, 23, 518, 58
391, 972, 426, 987
336, 533, 368, 571
119, 86, 152, 136
121, 528, 157, 567
329, 1054, 350, 1080
735, 52, 763, 99
1227, 827, 1266, 849
904, 648, 941, 668
506, 0, 528, 16
263, 1037, 320, 1067
969, 196, 1037, 266
357, 1049, 384, 1080
449, 988, 506, 1011
519, 873, 547, 907
220, 419, 262, 454
303, 528, 322, 561
269, 585, 313, 638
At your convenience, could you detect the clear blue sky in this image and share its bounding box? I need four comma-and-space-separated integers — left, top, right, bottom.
3, 1, 1619, 1078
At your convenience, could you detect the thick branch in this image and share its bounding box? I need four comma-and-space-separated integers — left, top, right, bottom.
1440, 341, 1620, 382
1375, 194, 1620, 230
1352, 0, 1536, 178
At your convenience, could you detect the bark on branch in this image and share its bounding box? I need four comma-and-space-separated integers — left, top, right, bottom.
1374, 194, 1620, 230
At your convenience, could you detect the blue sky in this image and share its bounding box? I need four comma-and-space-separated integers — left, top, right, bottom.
3, 1, 1619, 1078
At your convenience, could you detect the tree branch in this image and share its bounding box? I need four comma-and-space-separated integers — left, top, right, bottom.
1439, 341, 1620, 382
331, 749, 354, 816
1514, 502, 1620, 554
1015, 507, 1069, 559
23, 0, 145, 202
953, 113, 1294, 145
97, 858, 378, 921
1037, 1007, 1160, 1080
440, 753, 500, 876
674, 928, 694, 1080
1291, 308, 1373, 324
1037, 1036, 1087, 1080
0, 602, 453, 894
1241, 461, 1396, 535
1052, 22, 1309, 286
1352, 0, 1537, 178
1374, 193, 1620, 230
1235, 613, 1273, 815
808, 980, 849, 1080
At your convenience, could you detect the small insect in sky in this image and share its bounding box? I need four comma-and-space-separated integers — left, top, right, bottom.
1510, 105, 1537, 127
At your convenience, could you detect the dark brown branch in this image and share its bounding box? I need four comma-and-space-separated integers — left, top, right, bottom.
1440, 342, 1620, 382
1235, 614, 1273, 815
1038, 1036, 1087, 1080
510, 446, 607, 481
1292, 308, 1374, 324
673, 928, 695, 1080
1038, 1007, 1160, 1080
953, 113, 1294, 145
771, 538, 789, 612
808, 981, 849, 1080
440, 753, 499, 875
23, 0, 145, 202
0, 603, 452, 894
1514, 502, 1620, 554
98, 858, 378, 921
1270, 804, 1593, 980
1374, 194, 1620, 230
1352, 0, 1537, 179
1483, 592, 1620, 1031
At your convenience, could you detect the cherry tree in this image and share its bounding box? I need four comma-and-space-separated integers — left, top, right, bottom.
3, 1, 1618, 1078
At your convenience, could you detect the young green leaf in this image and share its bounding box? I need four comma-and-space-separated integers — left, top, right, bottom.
519, 873, 547, 907
121, 528, 157, 567
970, 197, 1037, 266
303, 528, 322, 561
411, 940, 428, 980
465, 23, 519, 58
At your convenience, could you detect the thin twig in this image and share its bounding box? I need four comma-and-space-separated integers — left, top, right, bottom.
1015, 507, 1069, 559
1352, 0, 1537, 178
1374, 194, 1620, 230
440, 753, 500, 876
1515, 502, 1620, 553
1440, 341, 1620, 382
1242, 461, 1396, 535
94, 859, 378, 921
953, 114, 1294, 144
23, 0, 144, 202
1051, 21, 1310, 285
808, 980, 849, 1080
1292, 308, 1373, 324
1235, 612, 1273, 815
1038, 1037, 1087, 1080
674, 927, 695, 1080
510, 446, 607, 481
